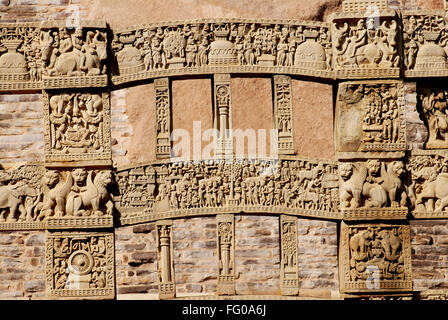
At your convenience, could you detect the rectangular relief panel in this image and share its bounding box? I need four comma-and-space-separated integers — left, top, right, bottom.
0, 22, 42, 92
280, 215, 299, 296
46, 231, 115, 300
339, 222, 412, 294
217, 214, 235, 295
154, 78, 171, 159
407, 150, 448, 218
214, 74, 233, 158
338, 159, 408, 220
42, 89, 112, 167
273, 75, 294, 155
403, 10, 448, 78
40, 21, 108, 89
329, 7, 401, 80
336, 81, 406, 154
156, 220, 175, 299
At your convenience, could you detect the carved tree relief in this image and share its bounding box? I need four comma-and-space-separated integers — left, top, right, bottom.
273, 75, 294, 155
217, 214, 235, 295
280, 215, 299, 295
46, 231, 115, 300
154, 78, 171, 158
156, 220, 175, 299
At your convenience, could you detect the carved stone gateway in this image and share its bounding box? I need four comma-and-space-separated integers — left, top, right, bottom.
339, 222, 412, 294
42, 89, 112, 166
45, 231, 115, 300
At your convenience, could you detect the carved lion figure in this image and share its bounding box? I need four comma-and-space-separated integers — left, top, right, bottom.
339, 163, 366, 209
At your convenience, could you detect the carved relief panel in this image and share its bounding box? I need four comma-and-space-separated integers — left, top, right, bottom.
0, 23, 42, 92
46, 231, 115, 300
111, 19, 333, 85
336, 81, 406, 154
273, 75, 294, 155
338, 159, 408, 220
42, 89, 111, 166
40, 21, 108, 89
280, 215, 299, 296
156, 220, 175, 299
214, 74, 233, 157
217, 214, 235, 295
154, 78, 171, 159
329, 6, 401, 79
407, 151, 448, 218
417, 83, 448, 149
0, 163, 45, 230
339, 222, 412, 294
114, 158, 340, 225
403, 10, 448, 78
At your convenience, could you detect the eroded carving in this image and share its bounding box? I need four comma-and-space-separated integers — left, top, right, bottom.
336, 81, 406, 152
217, 214, 235, 295
46, 231, 115, 299
43, 90, 111, 166
340, 222, 412, 293
155, 78, 171, 158
273, 75, 294, 154
156, 220, 175, 299
280, 215, 299, 296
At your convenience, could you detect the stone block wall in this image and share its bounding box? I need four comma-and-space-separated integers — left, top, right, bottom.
0, 231, 45, 299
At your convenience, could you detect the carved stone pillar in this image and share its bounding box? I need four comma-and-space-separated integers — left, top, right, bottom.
280, 215, 299, 296
214, 74, 233, 158
154, 78, 171, 159
156, 220, 175, 299
217, 214, 235, 295
273, 75, 294, 155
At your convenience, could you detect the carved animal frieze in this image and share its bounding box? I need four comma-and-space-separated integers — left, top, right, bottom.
46, 231, 115, 300
336, 81, 406, 153
111, 19, 333, 85
407, 151, 448, 218
114, 158, 340, 225
329, 8, 401, 79
339, 222, 412, 294
338, 159, 408, 220
42, 89, 111, 166
40, 21, 108, 88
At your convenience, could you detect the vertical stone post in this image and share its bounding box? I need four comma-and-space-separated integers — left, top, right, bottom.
273, 75, 294, 155
280, 215, 299, 296
217, 214, 235, 295
213, 74, 233, 158
156, 220, 175, 299
154, 78, 171, 159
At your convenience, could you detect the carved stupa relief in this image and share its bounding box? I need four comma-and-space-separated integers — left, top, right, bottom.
336, 81, 406, 154
46, 231, 115, 300
40, 21, 108, 88
111, 19, 333, 85
339, 222, 412, 294
338, 159, 408, 220
114, 158, 340, 225
403, 11, 448, 78
0, 23, 42, 92
42, 90, 111, 166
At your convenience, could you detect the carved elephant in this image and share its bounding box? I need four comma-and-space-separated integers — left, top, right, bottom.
416, 173, 448, 212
